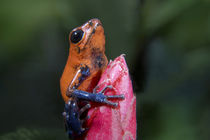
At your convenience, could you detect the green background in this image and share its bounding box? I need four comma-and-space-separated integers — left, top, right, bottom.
0, 0, 210, 140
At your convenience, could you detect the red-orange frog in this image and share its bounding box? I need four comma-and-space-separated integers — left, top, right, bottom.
60, 19, 124, 139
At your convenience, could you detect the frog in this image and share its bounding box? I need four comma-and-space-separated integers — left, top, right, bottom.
60, 19, 125, 139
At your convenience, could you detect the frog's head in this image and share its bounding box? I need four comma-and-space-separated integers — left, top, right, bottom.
69, 18, 106, 57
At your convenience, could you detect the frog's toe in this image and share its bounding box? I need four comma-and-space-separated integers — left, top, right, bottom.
79, 103, 91, 116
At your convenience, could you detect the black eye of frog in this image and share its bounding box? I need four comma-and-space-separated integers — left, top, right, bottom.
70, 29, 84, 44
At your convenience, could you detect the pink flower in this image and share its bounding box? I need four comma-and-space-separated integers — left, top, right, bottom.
84, 55, 136, 140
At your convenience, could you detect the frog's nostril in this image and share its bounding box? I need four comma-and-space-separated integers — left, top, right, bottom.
89, 21, 93, 26
89, 18, 102, 26
96, 23, 102, 27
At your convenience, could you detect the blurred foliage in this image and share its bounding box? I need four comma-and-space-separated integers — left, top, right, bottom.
0, 128, 66, 140
137, 0, 210, 140
0, 0, 210, 140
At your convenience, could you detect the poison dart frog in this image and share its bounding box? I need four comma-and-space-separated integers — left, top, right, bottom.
60, 18, 125, 139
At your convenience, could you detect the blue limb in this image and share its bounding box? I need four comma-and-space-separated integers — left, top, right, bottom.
71, 87, 125, 107
63, 100, 90, 138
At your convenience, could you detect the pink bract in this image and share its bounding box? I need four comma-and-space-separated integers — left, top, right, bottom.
84, 55, 136, 140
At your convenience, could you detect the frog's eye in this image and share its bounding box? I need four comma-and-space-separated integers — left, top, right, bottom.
70, 29, 84, 44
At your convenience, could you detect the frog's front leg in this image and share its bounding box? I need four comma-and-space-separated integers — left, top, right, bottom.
67, 65, 124, 107
68, 65, 90, 90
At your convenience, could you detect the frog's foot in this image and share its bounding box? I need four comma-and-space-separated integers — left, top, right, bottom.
72, 85, 125, 107
62, 100, 91, 138
94, 85, 124, 107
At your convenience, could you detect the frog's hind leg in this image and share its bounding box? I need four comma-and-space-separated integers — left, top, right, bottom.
63, 100, 91, 138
